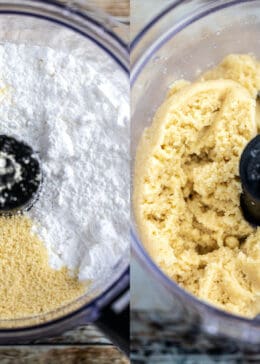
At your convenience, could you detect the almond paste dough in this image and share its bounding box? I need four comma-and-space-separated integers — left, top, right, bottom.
134, 54, 260, 318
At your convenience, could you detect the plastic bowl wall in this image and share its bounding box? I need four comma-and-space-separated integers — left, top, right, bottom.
131, 0, 260, 346
0, 0, 129, 343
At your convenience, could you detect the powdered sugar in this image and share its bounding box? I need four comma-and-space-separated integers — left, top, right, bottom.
0, 43, 129, 281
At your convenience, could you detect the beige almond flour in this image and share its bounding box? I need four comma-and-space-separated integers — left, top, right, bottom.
134, 54, 260, 318
0, 215, 86, 319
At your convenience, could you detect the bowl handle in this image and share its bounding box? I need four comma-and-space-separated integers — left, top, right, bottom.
95, 279, 129, 357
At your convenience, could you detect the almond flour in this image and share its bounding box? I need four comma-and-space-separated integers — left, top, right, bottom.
0, 215, 85, 319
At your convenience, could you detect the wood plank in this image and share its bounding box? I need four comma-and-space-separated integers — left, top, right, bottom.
32, 325, 111, 345
0, 346, 129, 363
59, 0, 129, 18
89, 0, 129, 17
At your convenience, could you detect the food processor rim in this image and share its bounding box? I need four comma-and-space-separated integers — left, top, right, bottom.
43, 0, 128, 50
130, 0, 257, 84
0, 0, 129, 74
130, 0, 260, 326
0, 0, 130, 331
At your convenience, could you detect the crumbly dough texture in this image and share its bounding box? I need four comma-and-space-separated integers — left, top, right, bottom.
134, 54, 260, 318
0, 215, 86, 319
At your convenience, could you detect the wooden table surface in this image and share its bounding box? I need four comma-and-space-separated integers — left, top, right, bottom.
88, 0, 129, 18
0, 325, 128, 363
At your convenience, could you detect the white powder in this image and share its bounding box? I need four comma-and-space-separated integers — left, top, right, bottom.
0, 43, 129, 281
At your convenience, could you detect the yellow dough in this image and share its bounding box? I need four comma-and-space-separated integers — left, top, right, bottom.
134, 54, 260, 318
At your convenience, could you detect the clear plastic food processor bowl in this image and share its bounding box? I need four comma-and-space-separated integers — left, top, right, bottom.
0, 0, 129, 344
131, 0, 260, 347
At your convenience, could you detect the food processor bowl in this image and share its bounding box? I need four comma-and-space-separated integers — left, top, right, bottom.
131, 0, 260, 348
0, 0, 129, 356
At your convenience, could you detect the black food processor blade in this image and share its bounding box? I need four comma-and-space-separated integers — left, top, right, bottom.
0, 135, 42, 214
240, 134, 260, 225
